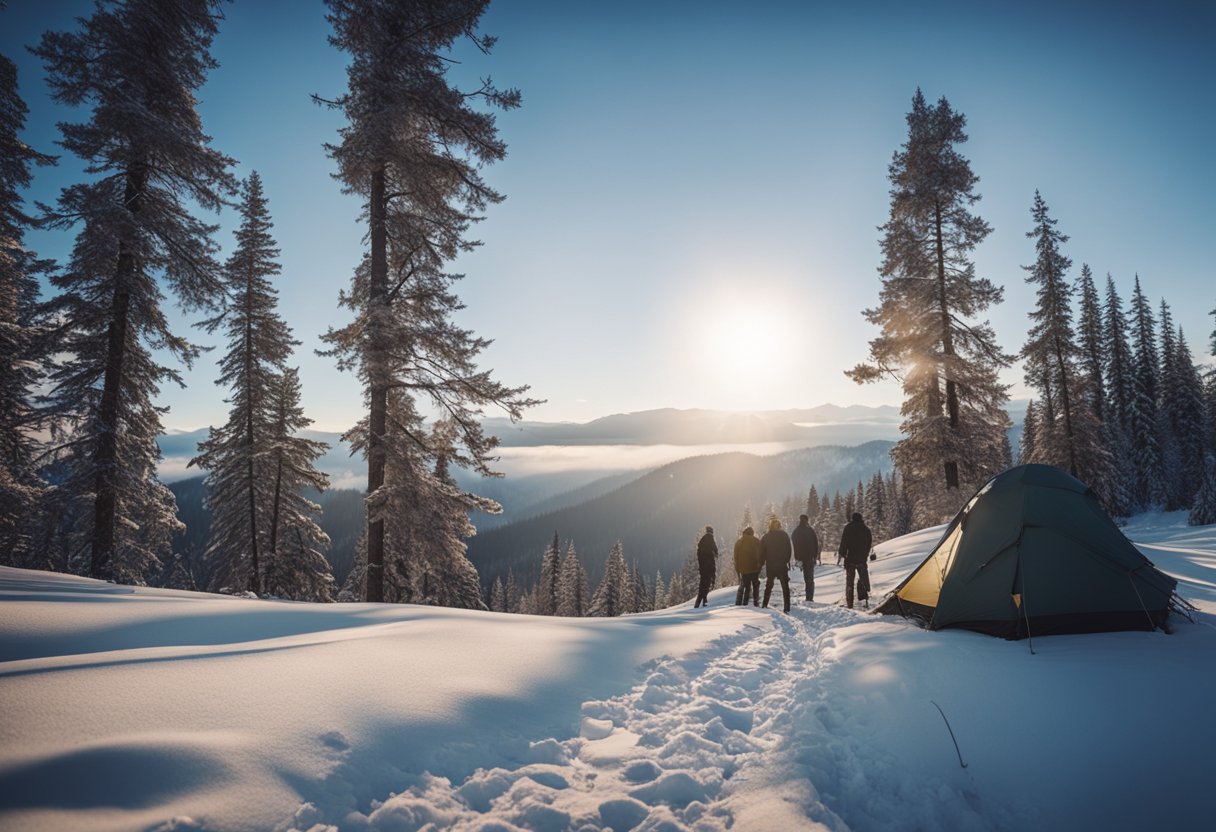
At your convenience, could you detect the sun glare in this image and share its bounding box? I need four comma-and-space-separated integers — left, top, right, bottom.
685, 285, 803, 404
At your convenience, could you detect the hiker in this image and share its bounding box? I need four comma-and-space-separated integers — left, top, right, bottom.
839, 511, 873, 609
760, 517, 792, 613
733, 526, 761, 606
694, 525, 718, 608
791, 514, 820, 601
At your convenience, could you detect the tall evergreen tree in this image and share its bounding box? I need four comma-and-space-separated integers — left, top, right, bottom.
318, 0, 538, 603
589, 541, 629, 617
1161, 323, 1207, 507
1128, 276, 1166, 508
652, 571, 666, 611
1019, 192, 1114, 503
488, 575, 506, 612
555, 541, 590, 617
191, 173, 296, 594
1019, 400, 1039, 465
35, 0, 234, 581
536, 532, 561, 616
1103, 275, 1135, 440
1075, 264, 1106, 422
848, 89, 1010, 524
0, 49, 55, 566
261, 368, 334, 601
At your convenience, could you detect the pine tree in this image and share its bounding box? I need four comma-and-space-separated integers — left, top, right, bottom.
536, 532, 561, 615
1019, 400, 1039, 465
35, 0, 234, 581
489, 576, 506, 612
190, 173, 297, 594
555, 541, 590, 617
0, 50, 55, 566
377, 414, 489, 610
1076, 264, 1106, 422
1099, 275, 1136, 516
260, 368, 334, 601
1128, 276, 1166, 509
318, 0, 537, 603
1161, 322, 1207, 507
505, 569, 521, 613
632, 566, 649, 613
589, 541, 629, 617
805, 486, 819, 519
848, 89, 1010, 524
866, 472, 886, 541
1190, 457, 1216, 526
652, 571, 666, 611
1019, 193, 1114, 503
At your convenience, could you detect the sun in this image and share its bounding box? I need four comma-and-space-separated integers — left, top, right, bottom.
687, 287, 801, 401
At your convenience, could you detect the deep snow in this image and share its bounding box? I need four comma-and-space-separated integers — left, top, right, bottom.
1, 513, 1214, 831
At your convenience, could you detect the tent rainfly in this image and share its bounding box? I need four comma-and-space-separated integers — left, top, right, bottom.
876, 464, 1179, 639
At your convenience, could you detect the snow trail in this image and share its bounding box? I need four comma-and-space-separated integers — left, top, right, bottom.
306, 598, 1018, 832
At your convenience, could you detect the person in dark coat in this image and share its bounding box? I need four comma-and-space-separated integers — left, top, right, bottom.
733, 526, 762, 606
838, 512, 873, 609
694, 525, 718, 608
790, 514, 820, 602
760, 517, 792, 613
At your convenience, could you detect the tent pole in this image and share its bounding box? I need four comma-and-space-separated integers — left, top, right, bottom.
1127, 573, 1157, 632
1020, 549, 1035, 655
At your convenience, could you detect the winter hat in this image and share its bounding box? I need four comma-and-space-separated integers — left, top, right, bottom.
852, 512, 863, 523
743, 526, 754, 535
705, 525, 714, 534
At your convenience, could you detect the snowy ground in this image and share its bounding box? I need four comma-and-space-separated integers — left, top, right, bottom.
2, 513, 1214, 832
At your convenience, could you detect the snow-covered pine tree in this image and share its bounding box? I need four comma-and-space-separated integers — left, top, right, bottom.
865, 472, 886, 541
0, 50, 55, 566
1156, 304, 1186, 510
847, 89, 1011, 524
260, 368, 334, 602
588, 541, 629, 617
632, 566, 649, 613
555, 541, 590, 617
1076, 264, 1106, 422
652, 571, 666, 610
375, 412, 488, 610
1019, 400, 1039, 465
1160, 322, 1208, 508
505, 568, 521, 613
191, 173, 297, 594
489, 576, 506, 612
805, 486, 819, 519
1128, 277, 1167, 509
536, 532, 561, 615
318, 0, 538, 603
1190, 457, 1216, 526
1019, 192, 1115, 505
35, 0, 234, 581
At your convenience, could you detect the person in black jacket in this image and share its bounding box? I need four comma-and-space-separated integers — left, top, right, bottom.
838, 512, 873, 609
760, 517, 792, 613
694, 525, 718, 608
791, 514, 820, 601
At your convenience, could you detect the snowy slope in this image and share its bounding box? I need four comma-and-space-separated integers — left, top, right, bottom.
1, 515, 1214, 832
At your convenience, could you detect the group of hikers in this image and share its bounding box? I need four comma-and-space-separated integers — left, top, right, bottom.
694, 513, 875, 613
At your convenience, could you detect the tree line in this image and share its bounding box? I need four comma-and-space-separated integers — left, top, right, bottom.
850, 89, 1216, 529
0, 0, 533, 607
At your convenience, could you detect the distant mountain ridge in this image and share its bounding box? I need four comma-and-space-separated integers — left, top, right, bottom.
466, 441, 896, 590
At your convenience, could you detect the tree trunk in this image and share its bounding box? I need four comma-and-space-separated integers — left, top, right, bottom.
90, 160, 147, 579
934, 202, 960, 490
244, 297, 260, 594
365, 165, 388, 603
1052, 337, 1078, 477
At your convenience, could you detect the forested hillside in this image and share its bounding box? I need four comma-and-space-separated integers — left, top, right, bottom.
467, 441, 894, 588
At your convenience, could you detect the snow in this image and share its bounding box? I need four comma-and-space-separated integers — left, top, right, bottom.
2, 514, 1215, 831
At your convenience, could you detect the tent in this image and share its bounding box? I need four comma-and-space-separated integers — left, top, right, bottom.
876, 464, 1178, 639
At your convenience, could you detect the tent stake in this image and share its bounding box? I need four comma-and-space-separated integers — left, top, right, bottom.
930, 700, 967, 769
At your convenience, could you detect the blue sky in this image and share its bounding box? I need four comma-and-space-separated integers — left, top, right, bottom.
3, 0, 1214, 430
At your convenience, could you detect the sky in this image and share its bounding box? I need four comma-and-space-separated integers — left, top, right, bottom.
2, 0, 1214, 431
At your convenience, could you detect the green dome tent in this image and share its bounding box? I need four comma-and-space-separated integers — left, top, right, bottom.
876, 464, 1178, 639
